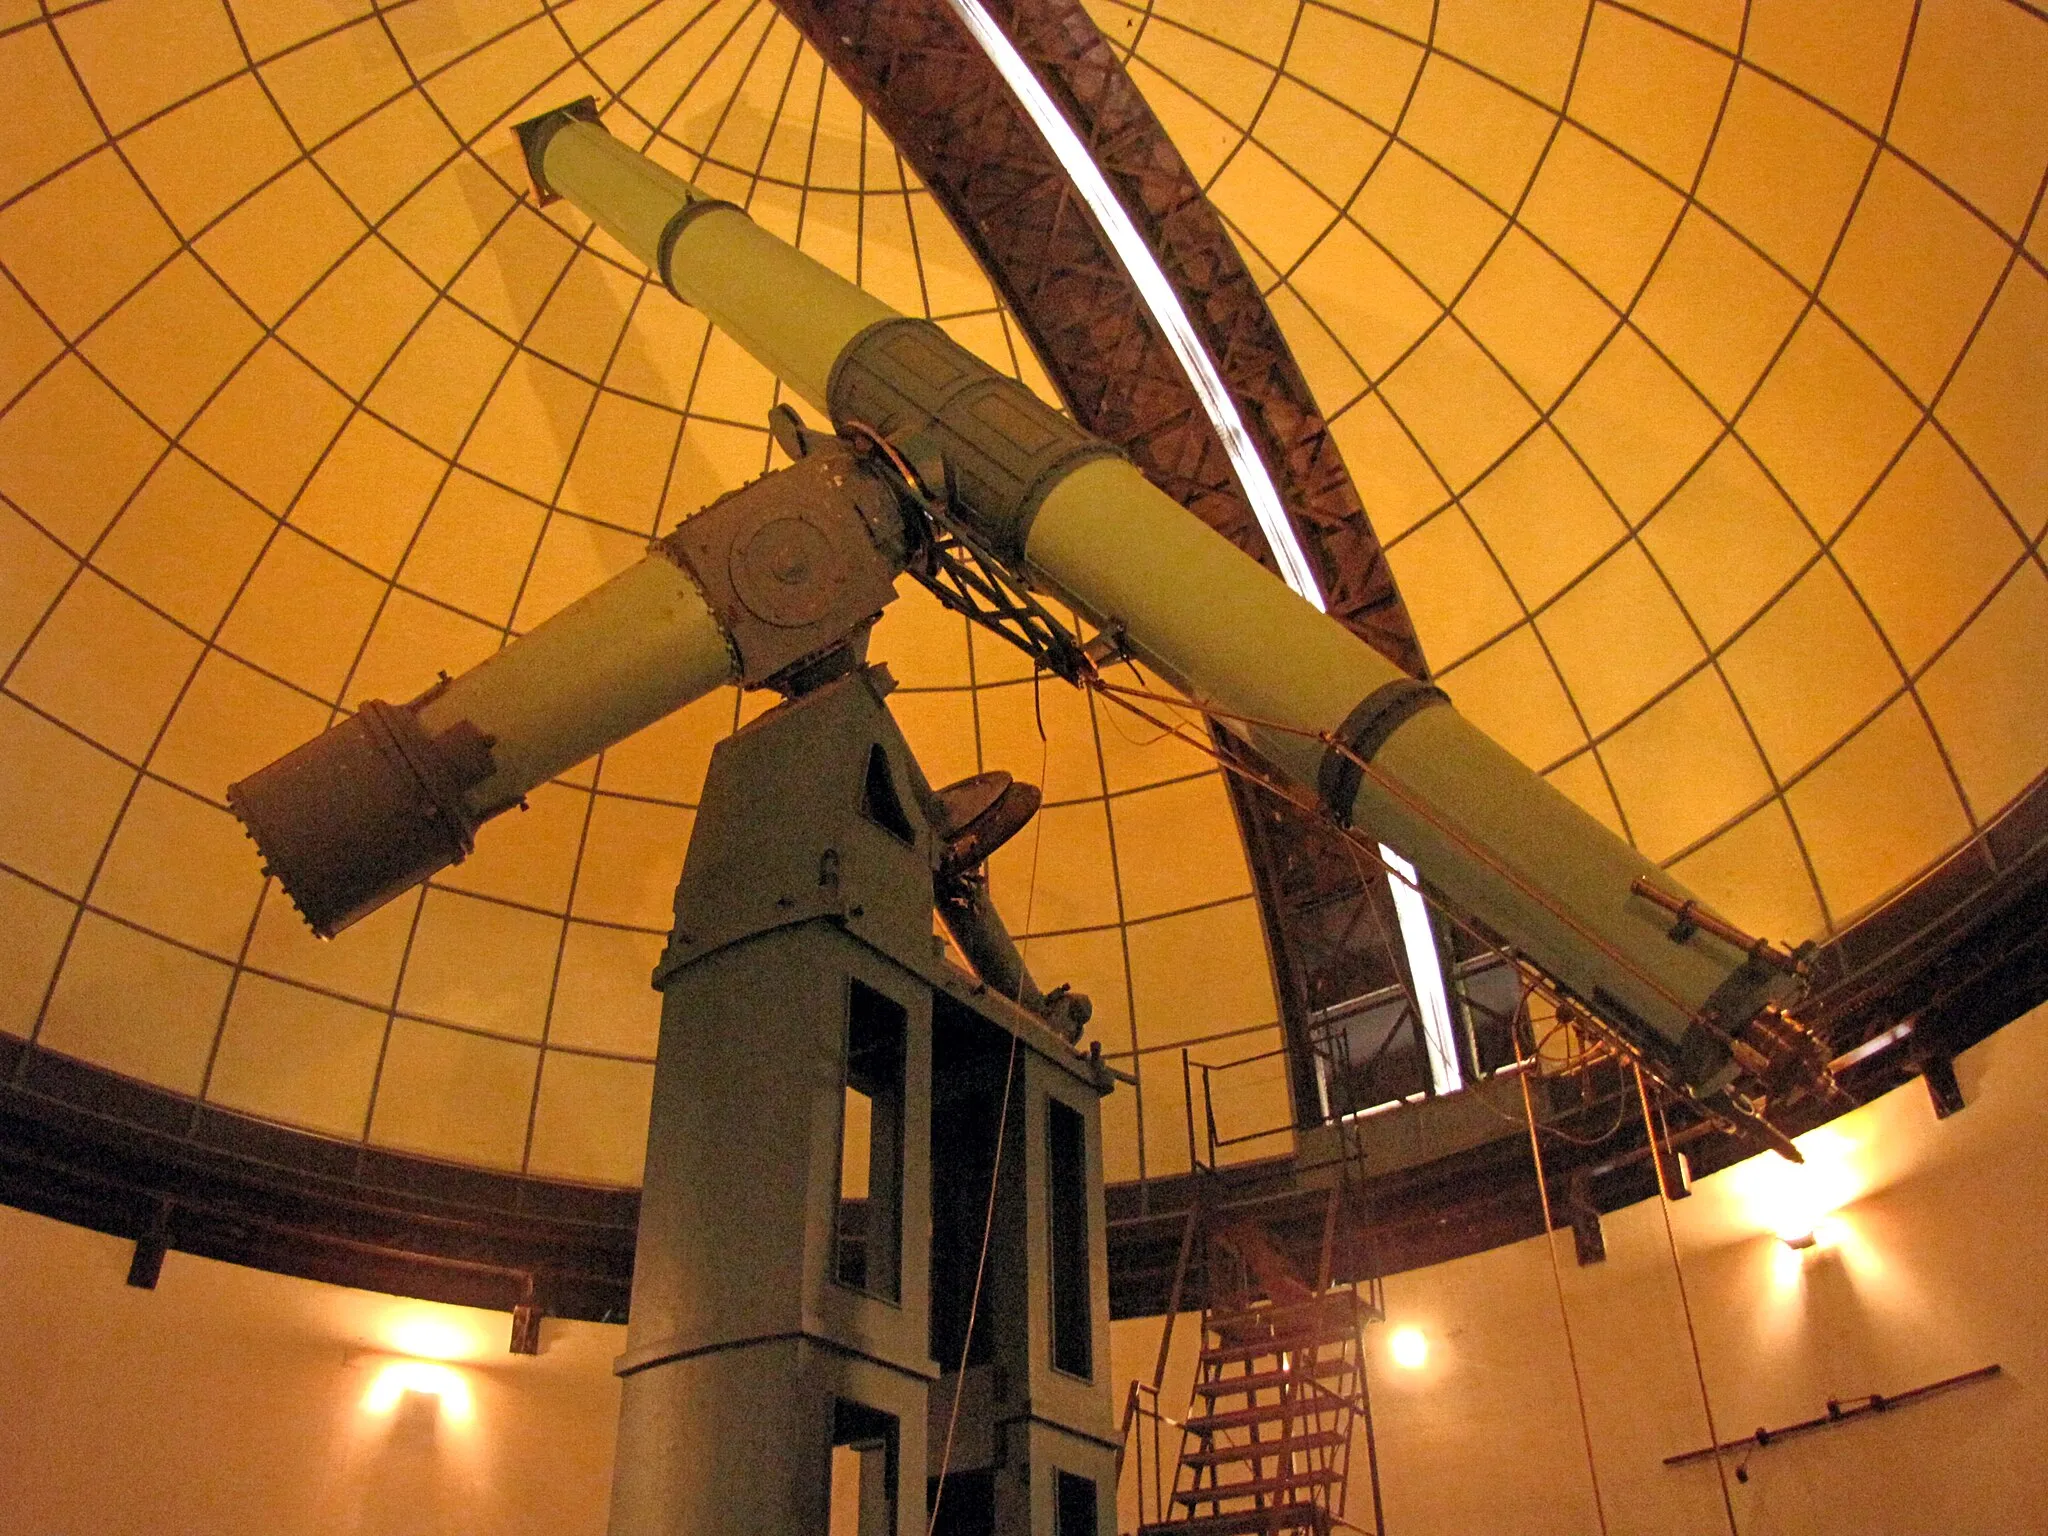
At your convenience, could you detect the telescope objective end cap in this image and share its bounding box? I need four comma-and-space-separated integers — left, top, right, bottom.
511, 97, 601, 206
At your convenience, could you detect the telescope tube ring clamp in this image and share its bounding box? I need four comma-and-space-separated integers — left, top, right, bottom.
654, 197, 742, 302
1317, 678, 1450, 822
826, 315, 1123, 565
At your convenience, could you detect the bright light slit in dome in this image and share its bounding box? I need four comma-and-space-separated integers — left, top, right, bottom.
1382, 845, 1462, 1096
942, 0, 1328, 611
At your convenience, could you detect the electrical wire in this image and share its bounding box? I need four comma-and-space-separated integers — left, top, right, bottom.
1517, 1068, 1613, 1536
928, 723, 1050, 1532
1069, 670, 1817, 1153
1087, 675, 1704, 1024
927, 1029, 1019, 1536
1641, 1080, 1743, 1536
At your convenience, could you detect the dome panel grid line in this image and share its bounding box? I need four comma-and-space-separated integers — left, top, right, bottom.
0, 0, 2043, 1205
0, 0, 1280, 1187
1090, 0, 2048, 938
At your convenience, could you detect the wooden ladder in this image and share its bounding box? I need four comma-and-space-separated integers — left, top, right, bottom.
1138, 1218, 1369, 1536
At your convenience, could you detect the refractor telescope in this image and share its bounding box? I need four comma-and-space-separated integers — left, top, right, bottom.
229, 98, 1834, 1145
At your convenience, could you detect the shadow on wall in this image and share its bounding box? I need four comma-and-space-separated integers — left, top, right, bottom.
329, 1365, 481, 1534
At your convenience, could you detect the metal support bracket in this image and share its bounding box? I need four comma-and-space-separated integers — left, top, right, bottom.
834, 418, 1095, 684
1921, 1052, 1966, 1119
1565, 1171, 1606, 1267
127, 1200, 170, 1290
511, 96, 601, 205
510, 1273, 545, 1355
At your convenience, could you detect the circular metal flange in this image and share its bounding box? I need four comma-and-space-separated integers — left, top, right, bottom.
729, 510, 847, 628
934, 769, 1042, 878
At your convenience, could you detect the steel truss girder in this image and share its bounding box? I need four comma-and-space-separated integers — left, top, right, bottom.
768, 0, 1424, 1120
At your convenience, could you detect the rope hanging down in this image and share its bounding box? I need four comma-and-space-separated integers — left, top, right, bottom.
928, 729, 1047, 1534
1518, 1067, 1614, 1536
1640, 1075, 1743, 1536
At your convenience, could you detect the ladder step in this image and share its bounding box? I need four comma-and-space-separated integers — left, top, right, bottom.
1176, 1469, 1340, 1507
1207, 1291, 1361, 1344
1194, 1360, 1349, 1398
1182, 1430, 1347, 1468
1201, 1333, 1353, 1367
1140, 1508, 1327, 1536
1185, 1401, 1341, 1436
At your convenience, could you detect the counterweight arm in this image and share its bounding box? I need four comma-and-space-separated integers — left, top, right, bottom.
229, 442, 908, 937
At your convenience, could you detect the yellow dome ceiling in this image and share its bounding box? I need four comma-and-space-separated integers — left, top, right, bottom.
1, 0, 2042, 1195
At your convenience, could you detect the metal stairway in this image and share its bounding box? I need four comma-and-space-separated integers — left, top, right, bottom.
1136, 1218, 1373, 1536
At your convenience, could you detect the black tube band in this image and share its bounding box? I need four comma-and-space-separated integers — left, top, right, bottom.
1317, 678, 1448, 821
655, 197, 743, 300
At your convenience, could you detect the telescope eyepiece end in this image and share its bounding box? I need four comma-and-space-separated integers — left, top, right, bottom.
227, 700, 496, 938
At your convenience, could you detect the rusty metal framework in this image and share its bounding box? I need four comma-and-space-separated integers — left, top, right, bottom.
771, 0, 1427, 1120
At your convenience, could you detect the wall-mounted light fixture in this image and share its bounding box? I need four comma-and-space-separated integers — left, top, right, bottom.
363, 1359, 475, 1424
1389, 1326, 1429, 1370
1731, 1127, 1864, 1245
385, 1312, 487, 1363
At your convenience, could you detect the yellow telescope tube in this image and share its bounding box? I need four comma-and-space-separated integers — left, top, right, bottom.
229, 437, 904, 938
516, 101, 1799, 1095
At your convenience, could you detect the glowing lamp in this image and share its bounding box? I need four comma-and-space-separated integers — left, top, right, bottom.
363, 1359, 474, 1423
1389, 1327, 1429, 1370
1731, 1125, 1865, 1251
386, 1313, 486, 1362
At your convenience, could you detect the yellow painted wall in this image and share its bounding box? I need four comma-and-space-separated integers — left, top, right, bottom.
1112, 1002, 2048, 1534
0, 1212, 622, 1536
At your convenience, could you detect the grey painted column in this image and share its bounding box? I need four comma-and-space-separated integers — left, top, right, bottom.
613, 672, 940, 1535
610, 664, 1119, 1534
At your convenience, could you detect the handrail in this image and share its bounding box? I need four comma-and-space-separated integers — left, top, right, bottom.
1122, 1283, 1386, 1535
1115, 1378, 1143, 1484
1191, 1053, 1303, 1158
1115, 1380, 1178, 1530
1152, 1193, 1203, 1395
1194, 1041, 1294, 1072
1120, 1184, 1205, 1531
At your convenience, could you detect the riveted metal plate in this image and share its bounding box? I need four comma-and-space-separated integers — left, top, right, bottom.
658, 445, 902, 688
731, 509, 848, 628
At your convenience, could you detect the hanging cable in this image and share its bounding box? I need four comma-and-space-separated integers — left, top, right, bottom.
1071, 671, 1809, 1155
929, 726, 1050, 1532
1517, 1069, 1613, 1536
928, 1030, 1020, 1536
1080, 673, 1650, 1006
1087, 676, 1701, 1021
1639, 1074, 1743, 1536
